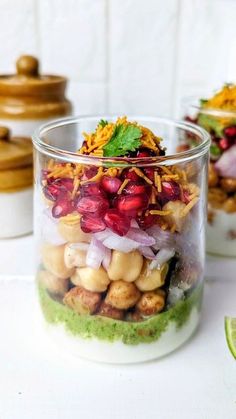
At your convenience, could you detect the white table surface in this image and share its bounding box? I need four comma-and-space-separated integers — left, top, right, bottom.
0, 236, 236, 419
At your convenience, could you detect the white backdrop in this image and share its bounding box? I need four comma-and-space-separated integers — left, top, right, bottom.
1, 0, 236, 117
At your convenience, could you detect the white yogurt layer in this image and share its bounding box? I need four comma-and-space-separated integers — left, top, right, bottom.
206, 209, 236, 257
42, 309, 200, 364
0, 188, 33, 238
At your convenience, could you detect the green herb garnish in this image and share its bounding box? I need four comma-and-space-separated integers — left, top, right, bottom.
99, 119, 108, 128
103, 124, 142, 157
197, 113, 224, 137
210, 144, 221, 157
200, 98, 208, 106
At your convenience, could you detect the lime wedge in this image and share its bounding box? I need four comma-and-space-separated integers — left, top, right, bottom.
225, 317, 236, 359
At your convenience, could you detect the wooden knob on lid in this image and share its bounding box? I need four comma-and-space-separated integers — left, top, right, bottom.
16, 55, 39, 77
0, 126, 10, 141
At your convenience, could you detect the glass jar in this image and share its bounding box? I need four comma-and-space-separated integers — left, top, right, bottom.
182, 97, 236, 257
33, 116, 210, 363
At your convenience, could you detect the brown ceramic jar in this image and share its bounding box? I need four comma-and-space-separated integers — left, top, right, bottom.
0, 126, 33, 238
0, 55, 72, 136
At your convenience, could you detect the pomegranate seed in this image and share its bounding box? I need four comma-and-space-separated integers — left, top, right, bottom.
76, 196, 109, 216
136, 148, 155, 157
52, 197, 74, 218
224, 126, 236, 138
80, 215, 106, 233
44, 184, 60, 201
115, 194, 149, 216
144, 167, 154, 181
219, 137, 232, 151
80, 182, 105, 197
54, 178, 74, 191
138, 203, 161, 229
101, 176, 122, 194
157, 181, 180, 205
104, 209, 131, 236
43, 178, 74, 201
121, 169, 139, 181
123, 180, 151, 196
82, 167, 98, 180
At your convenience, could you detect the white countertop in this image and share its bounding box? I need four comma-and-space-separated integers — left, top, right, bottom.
0, 236, 236, 419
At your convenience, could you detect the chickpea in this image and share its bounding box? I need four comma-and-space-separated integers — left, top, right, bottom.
223, 197, 236, 213
220, 178, 236, 193
107, 250, 143, 282
208, 187, 227, 207
64, 286, 101, 315
71, 266, 110, 292
58, 220, 91, 243
97, 302, 124, 320
41, 244, 75, 279
162, 200, 186, 232
136, 290, 166, 316
37, 270, 69, 296
64, 244, 87, 269
208, 163, 219, 187
105, 280, 141, 310
135, 261, 168, 292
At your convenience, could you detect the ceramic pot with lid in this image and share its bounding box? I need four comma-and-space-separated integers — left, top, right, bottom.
0, 55, 72, 137
0, 126, 33, 238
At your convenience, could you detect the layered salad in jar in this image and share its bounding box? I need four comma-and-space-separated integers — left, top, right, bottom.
36, 116, 205, 363
183, 85, 236, 256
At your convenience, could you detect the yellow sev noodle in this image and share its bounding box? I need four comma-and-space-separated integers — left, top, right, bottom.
132, 167, 153, 184
117, 179, 129, 194
149, 209, 173, 216
180, 197, 199, 217
78, 116, 162, 157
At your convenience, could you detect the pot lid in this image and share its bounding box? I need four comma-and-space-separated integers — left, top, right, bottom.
0, 55, 68, 98
0, 126, 33, 170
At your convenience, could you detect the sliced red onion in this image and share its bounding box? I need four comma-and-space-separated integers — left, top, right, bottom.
126, 227, 155, 246
215, 145, 236, 178
41, 209, 66, 245
147, 225, 176, 249
94, 229, 111, 242
139, 246, 156, 259
149, 248, 175, 270
86, 237, 107, 269
95, 228, 140, 253
130, 219, 140, 228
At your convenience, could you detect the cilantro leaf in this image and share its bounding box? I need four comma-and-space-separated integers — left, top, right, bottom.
197, 113, 224, 137
98, 119, 108, 128
103, 124, 142, 157
200, 98, 208, 106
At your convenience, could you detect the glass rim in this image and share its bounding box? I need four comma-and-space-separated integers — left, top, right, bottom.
32, 115, 210, 166
182, 95, 236, 118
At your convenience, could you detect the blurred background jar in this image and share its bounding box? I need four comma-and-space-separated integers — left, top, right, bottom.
181, 86, 236, 257
0, 55, 72, 239
0, 55, 72, 137
0, 126, 33, 238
